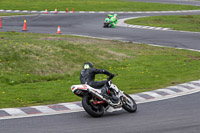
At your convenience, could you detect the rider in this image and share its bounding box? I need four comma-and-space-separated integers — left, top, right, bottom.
107, 14, 118, 28
80, 62, 119, 103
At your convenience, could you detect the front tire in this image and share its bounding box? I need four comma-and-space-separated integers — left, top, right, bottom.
122, 93, 137, 113
103, 23, 107, 28
82, 94, 104, 117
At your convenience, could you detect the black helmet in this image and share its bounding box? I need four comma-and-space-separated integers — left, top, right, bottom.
83, 62, 94, 69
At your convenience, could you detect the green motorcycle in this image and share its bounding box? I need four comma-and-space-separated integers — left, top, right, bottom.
103, 14, 118, 28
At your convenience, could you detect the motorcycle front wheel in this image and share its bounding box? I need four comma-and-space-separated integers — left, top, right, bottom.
103, 23, 108, 28
82, 94, 104, 117
122, 93, 137, 113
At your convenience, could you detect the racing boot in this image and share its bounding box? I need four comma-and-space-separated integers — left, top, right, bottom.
109, 90, 119, 103
100, 85, 111, 100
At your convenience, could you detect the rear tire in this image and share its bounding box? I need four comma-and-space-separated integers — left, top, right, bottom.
82, 94, 104, 117
122, 93, 137, 113
103, 23, 107, 28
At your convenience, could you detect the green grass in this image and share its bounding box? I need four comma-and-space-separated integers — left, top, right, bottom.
0, 31, 200, 108
0, 13, 33, 16
125, 15, 200, 32
0, 0, 200, 11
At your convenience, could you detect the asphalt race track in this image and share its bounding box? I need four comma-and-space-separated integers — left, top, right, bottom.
1, 92, 200, 133
0, 0, 200, 133
1, 11, 200, 50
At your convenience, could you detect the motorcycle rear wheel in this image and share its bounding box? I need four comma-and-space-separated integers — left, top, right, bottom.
82, 94, 104, 117
122, 93, 137, 113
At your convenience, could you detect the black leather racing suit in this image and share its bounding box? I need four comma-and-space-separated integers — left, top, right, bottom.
80, 68, 112, 89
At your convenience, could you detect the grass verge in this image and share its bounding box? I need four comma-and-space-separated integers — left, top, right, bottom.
0, 31, 200, 108
0, 0, 200, 11
125, 15, 200, 32
0, 13, 33, 16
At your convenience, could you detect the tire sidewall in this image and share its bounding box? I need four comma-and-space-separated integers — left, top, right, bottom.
82, 94, 104, 117
122, 93, 137, 113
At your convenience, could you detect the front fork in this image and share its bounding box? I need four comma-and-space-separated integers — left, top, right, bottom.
121, 92, 130, 103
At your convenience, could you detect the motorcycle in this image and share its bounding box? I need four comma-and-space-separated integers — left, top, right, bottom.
71, 74, 137, 117
103, 16, 118, 28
